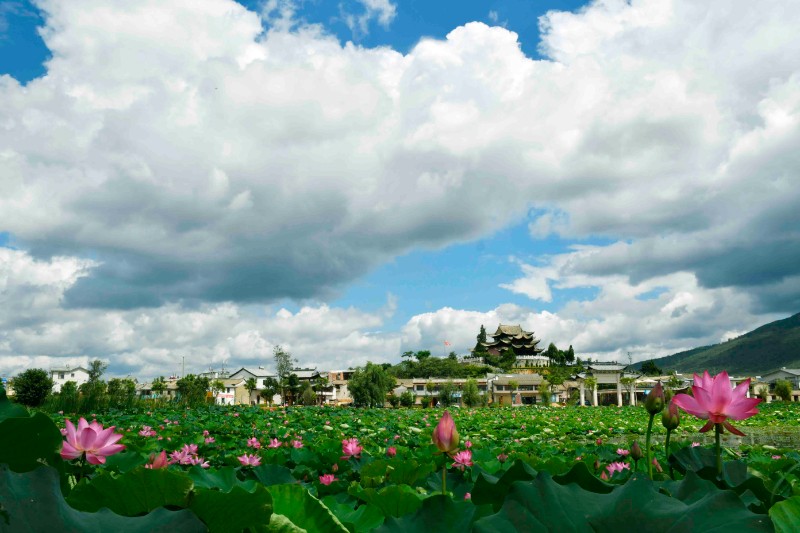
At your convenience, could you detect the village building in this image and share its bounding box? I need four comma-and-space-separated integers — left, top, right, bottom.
479, 324, 544, 356
50, 366, 91, 393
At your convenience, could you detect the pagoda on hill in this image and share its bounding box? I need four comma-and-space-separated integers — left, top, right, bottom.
479, 324, 544, 356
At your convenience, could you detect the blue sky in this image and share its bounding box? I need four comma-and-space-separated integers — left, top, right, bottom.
1, 0, 798, 378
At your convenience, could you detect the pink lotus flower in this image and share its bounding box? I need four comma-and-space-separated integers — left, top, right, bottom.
292, 440, 304, 449
772, 455, 782, 460
497, 453, 508, 463
205, 437, 215, 444
61, 418, 125, 465
169, 449, 192, 465
247, 437, 261, 449
652, 458, 663, 473
267, 438, 282, 448
616, 448, 629, 457
451, 450, 473, 471
386, 446, 397, 458
691, 442, 701, 447
182, 444, 198, 455
203, 430, 210, 437
605, 462, 630, 476
595, 438, 603, 446
319, 474, 338, 485
464, 492, 471, 501
145, 450, 168, 469
432, 411, 459, 453
464, 440, 473, 449
191, 456, 210, 468
341, 438, 363, 459
672, 371, 761, 436
138, 426, 157, 437
238, 453, 261, 466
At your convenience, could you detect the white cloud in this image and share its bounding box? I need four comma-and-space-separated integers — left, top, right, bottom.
1, 0, 799, 377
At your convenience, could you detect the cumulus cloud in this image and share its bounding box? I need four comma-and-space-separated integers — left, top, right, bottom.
1, 0, 799, 376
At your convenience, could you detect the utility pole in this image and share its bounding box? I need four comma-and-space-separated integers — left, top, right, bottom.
182, 356, 185, 378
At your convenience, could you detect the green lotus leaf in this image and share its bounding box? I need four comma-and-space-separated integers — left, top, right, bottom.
0, 465, 205, 532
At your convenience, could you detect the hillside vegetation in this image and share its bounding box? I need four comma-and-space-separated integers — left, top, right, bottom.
639, 312, 800, 376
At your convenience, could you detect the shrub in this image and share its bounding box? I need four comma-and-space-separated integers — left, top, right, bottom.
12, 368, 53, 407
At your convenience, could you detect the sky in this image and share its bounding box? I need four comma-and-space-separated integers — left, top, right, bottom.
1, 0, 798, 380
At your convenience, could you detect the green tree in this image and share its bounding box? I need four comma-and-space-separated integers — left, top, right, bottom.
447, 351, 458, 361
87, 359, 108, 383
565, 345, 575, 365
540, 379, 551, 406
387, 394, 400, 408
399, 390, 415, 407
274, 345, 296, 401
584, 376, 597, 405
151, 376, 167, 398
283, 374, 302, 406
349, 362, 395, 407
461, 378, 481, 407
475, 325, 488, 352
641, 360, 662, 376
261, 377, 280, 406
546, 343, 559, 365
312, 376, 331, 405
210, 379, 225, 402
175, 374, 210, 407
499, 348, 517, 372
774, 380, 793, 402
415, 350, 432, 362
301, 383, 317, 406
13, 368, 53, 407
438, 381, 457, 407
107, 378, 136, 407
244, 377, 258, 405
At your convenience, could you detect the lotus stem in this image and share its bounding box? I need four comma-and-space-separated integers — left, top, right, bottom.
664, 428, 671, 460
645, 413, 655, 478
715, 423, 722, 476
442, 466, 447, 495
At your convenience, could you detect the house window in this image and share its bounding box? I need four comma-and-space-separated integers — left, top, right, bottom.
415, 385, 424, 391
59, 373, 65, 379
71, 373, 75, 378
262, 379, 267, 386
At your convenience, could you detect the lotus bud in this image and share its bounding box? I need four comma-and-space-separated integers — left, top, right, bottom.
594, 458, 601, 471
432, 411, 459, 453
661, 399, 680, 430
644, 382, 665, 415
630, 441, 643, 461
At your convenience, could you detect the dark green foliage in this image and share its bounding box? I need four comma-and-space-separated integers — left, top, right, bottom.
349, 362, 395, 407
461, 378, 481, 407
390, 355, 492, 379
107, 378, 137, 408
475, 325, 488, 352
301, 383, 317, 406
11, 368, 52, 407
399, 390, 415, 407
641, 360, 663, 376
437, 381, 457, 407
774, 380, 792, 402
175, 374, 210, 407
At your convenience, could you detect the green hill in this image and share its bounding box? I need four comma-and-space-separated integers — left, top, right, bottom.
635, 312, 800, 376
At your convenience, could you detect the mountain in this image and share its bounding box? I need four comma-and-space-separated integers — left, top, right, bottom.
634, 312, 800, 376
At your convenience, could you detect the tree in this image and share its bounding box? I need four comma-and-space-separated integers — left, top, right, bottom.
274, 345, 296, 402
499, 348, 517, 372
300, 383, 317, 406
540, 379, 551, 406
584, 377, 598, 405
565, 345, 575, 365
107, 378, 136, 407
507, 379, 519, 405
13, 368, 53, 407
210, 380, 225, 401
244, 377, 258, 405
87, 359, 108, 383
283, 374, 302, 406
415, 350, 432, 362
774, 380, 793, 402
641, 360, 662, 376
438, 381, 457, 407
447, 351, 458, 361
462, 378, 481, 407
399, 390, 415, 407
261, 377, 280, 406
349, 362, 395, 407
387, 394, 400, 408
475, 325, 488, 352
175, 374, 210, 407
151, 376, 167, 398
546, 343, 559, 365
312, 376, 331, 405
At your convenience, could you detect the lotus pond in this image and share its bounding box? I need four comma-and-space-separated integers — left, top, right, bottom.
3, 391, 800, 531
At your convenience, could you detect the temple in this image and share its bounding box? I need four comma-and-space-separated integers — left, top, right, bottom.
479, 324, 544, 356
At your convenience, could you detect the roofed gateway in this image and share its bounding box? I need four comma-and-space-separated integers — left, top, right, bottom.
480, 324, 544, 356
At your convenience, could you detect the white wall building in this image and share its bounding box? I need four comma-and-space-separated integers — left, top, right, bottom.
50, 367, 90, 393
